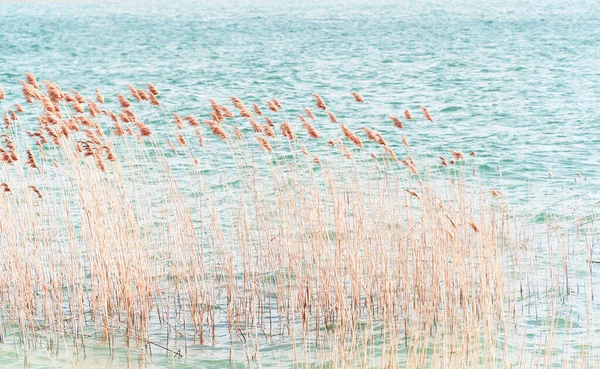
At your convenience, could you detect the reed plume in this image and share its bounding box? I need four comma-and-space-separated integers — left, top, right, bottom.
25, 72, 39, 89
208, 122, 227, 140
302, 122, 320, 138
303, 108, 315, 120
147, 83, 160, 96
233, 126, 243, 140
312, 94, 327, 110
126, 84, 142, 101
451, 150, 464, 161
173, 113, 184, 129
421, 105, 433, 121
253, 104, 263, 116
384, 145, 399, 161
360, 127, 378, 142
351, 91, 364, 102
28, 185, 42, 199
148, 93, 161, 106
195, 127, 204, 146
95, 88, 104, 103
267, 100, 278, 112
0, 84, 4, 100
402, 136, 409, 147
389, 116, 403, 129
135, 121, 152, 137
184, 115, 200, 127
280, 121, 295, 140
401, 158, 418, 174
404, 109, 413, 120
327, 111, 338, 123
257, 136, 273, 152
177, 134, 186, 146
340, 123, 363, 148
117, 94, 131, 108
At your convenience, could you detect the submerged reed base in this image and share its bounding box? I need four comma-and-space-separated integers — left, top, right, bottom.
0, 75, 597, 368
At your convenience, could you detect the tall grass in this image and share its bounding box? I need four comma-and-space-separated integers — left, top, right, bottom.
0, 74, 597, 368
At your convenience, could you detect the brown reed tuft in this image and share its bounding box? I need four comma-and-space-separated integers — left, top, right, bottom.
126, 85, 142, 101
95, 88, 104, 103
233, 126, 243, 140
312, 94, 327, 110
267, 100, 278, 113
184, 115, 200, 127
103, 146, 116, 162
401, 158, 418, 174
351, 91, 364, 102
147, 83, 160, 96
257, 136, 273, 152
261, 124, 275, 137
25, 72, 39, 89
421, 105, 433, 121
384, 145, 399, 161
468, 221, 480, 233
451, 150, 464, 161
406, 189, 420, 200
402, 136, 409, 147
137, 89, 149, 100
302, 122, 320, 138
113, 122, 125, 136
0, 148, 13, 164
404, 109, 413, 120
71, 90, 85, 104
195, 128, 204, 146
360, 127, 378, 142
28, 185, 42, 199
280, 121, 295, 140
439, 156, 448, 167
0, 84, 4, 100
376, 134, 387, 146
14, 103, 24, 113
208, 122, 227, 140
220, 105, 235, 119
248, 117, 262, 133
175, 133, 186, 146
490, 189, 502, 197
148, 93, 161, 106
263, 116, 274, 127
3, 114, 11, 129
135, 121, 152, 137
340, 123, 363, 148
272, 98, 282, 110
303, 108, 315, 120
21, 82, 39, 103
173, 113, 184, 129
389, 116, 403, 129
469, 151, 476, 157
0, 182, 10, 193
253, 104, 263, 116
117, 94, 131, 108
337, 140, 352, 159
327, 111, 338, 123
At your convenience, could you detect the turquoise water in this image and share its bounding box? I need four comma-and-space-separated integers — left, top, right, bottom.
1, 0, 600, 367
1, 0, 599, 195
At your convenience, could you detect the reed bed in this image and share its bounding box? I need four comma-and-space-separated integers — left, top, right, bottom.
0, 74, 598, 368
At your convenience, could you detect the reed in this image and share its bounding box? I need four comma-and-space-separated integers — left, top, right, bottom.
0, 74, 596, 368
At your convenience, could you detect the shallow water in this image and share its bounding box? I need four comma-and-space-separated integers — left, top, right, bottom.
1, 0, 600, 367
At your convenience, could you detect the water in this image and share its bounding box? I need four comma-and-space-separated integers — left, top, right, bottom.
1, 0, 600, 367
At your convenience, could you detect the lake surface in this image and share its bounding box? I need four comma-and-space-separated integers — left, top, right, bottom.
1, 0, 600, 367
